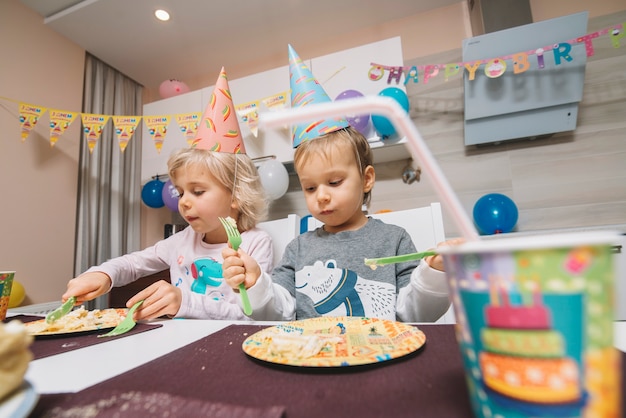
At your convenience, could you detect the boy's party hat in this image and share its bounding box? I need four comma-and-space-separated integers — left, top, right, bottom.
288, 44, 349, 148
192, 67, 246, 153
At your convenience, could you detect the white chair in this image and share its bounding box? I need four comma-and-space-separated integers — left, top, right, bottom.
257, 214, 301, 268
306, 203, 455, 323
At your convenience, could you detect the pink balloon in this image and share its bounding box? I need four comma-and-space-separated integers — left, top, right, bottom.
159, 79, 190, 99
161, 179, 180, 212
334, 90, 370, 136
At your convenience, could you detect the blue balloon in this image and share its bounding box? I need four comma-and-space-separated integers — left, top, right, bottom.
473, 193, 518, 235
371, 87, 410, 138
141, 178, 165, 208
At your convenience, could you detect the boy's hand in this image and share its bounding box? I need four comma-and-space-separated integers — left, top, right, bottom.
221, 247, 262, 291
424, 238, 465, 272
63, 271, 112, 304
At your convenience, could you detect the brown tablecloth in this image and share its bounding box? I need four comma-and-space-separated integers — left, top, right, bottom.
32, 324, 477, 418
6, 315, 162, 360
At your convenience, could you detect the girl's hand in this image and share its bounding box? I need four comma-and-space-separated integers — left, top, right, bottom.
127, 280, 182, 320
221, 247, 261, 291
63, 271, 112, 304
424, 238, 465, 272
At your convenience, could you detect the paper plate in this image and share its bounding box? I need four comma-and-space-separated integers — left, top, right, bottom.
24, 308, 127, 337
242, 316, 426, 367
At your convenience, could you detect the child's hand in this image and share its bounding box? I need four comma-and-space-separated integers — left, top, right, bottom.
424, 238, 465, 272
63, 271, 112, 304
221, 246, 262, 291
127, 280, 182, 320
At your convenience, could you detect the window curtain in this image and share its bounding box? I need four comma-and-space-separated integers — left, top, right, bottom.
74, 53, 143, 310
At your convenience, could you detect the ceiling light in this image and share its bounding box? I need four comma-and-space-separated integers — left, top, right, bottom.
154, 9, 170, 21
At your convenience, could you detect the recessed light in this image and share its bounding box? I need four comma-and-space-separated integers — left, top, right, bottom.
155, 9, 170, 21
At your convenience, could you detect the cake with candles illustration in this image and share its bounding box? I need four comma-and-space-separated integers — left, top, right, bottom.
478, 276, 582, 405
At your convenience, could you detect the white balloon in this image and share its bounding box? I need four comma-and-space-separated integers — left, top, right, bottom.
258, 159, 289, 200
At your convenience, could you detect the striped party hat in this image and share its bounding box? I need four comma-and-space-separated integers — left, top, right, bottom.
192, 67, 246, 153
289, 45, 349, 148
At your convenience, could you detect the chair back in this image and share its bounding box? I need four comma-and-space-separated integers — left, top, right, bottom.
307, 203, 446, 251
257, 214, 301, 268
306, 203, 455, 323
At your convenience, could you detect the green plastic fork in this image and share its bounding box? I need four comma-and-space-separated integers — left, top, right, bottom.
98, 300, 144, 338
364, 250, 438, 268
218, 217, 253, 315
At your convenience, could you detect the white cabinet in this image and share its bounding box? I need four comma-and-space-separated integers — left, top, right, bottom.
141, 37, 410, 182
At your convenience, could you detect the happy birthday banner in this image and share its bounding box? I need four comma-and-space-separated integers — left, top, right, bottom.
370, 22, 624, 85
5, 22, 624, 154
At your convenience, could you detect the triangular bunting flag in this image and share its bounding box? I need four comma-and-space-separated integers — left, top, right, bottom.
19, 103, 47, 142
235, 101, 260, 137
174, 112, 201, 146
112, 115, 142, 152
81, 113, 110, 154
49, 109, 78, 147
144, 115, 171, 153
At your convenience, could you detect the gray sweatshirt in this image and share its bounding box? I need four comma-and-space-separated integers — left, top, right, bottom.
245, 218, 451, 322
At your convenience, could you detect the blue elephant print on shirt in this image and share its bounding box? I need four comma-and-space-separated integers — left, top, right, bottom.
190, 258, 223, 295
295, 259, 396, 319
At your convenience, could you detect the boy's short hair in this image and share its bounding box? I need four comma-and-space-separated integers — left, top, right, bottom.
293, 126, 374, 206
167, 148, 268, 231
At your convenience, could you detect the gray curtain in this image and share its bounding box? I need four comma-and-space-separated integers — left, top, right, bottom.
74, 53, 143, 309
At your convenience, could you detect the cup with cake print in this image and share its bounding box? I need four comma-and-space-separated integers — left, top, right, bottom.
438, 231, 621, 418
0, 271, 15, 320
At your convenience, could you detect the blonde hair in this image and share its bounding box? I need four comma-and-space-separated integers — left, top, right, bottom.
293, 126, 373, 206
167, 148, 268, 231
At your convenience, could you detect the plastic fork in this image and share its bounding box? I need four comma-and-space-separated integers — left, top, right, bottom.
218, 217, 252, 315
98, 300, 144, 338
364, 250, 438, 269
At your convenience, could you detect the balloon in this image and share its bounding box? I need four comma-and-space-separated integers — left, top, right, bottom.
334, 90, 370, 136
8, 280, 25, 308
159, 79, 190, 99
371, 87, 410, 138
141, 178, 165, 208
473, 193, 518, 235
258, 159, 289, 200
161, 179, 180, 212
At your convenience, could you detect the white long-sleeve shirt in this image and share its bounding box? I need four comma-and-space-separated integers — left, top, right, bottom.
86, 226, 273, 320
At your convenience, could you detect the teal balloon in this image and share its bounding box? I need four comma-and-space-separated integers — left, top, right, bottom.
473, 193, 518, 235
141, 178, 165, 208
371, 87, 410, 138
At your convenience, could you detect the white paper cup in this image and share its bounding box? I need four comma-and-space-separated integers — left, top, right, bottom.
438, 231, 622, 418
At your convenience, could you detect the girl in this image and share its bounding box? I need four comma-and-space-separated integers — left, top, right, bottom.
64, 147, 273, 320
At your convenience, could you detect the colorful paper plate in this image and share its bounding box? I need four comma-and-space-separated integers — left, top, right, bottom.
242, 316, 426, 367
24, 308, 127, 337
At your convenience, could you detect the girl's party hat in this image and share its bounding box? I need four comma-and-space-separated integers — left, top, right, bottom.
288, 44, 349, 148
193, 67, 246, 153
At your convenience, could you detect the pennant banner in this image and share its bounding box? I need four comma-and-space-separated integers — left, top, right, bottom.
81, 113, 110, 154
174, 112, 201, 146
112, 116, 142, 152
369, 22, 624, 85
235, 101, 260, 137
144, 115, 170, 153
3, 22, 623, 153
49, 109, 78, 147
19, 103, 47, 142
